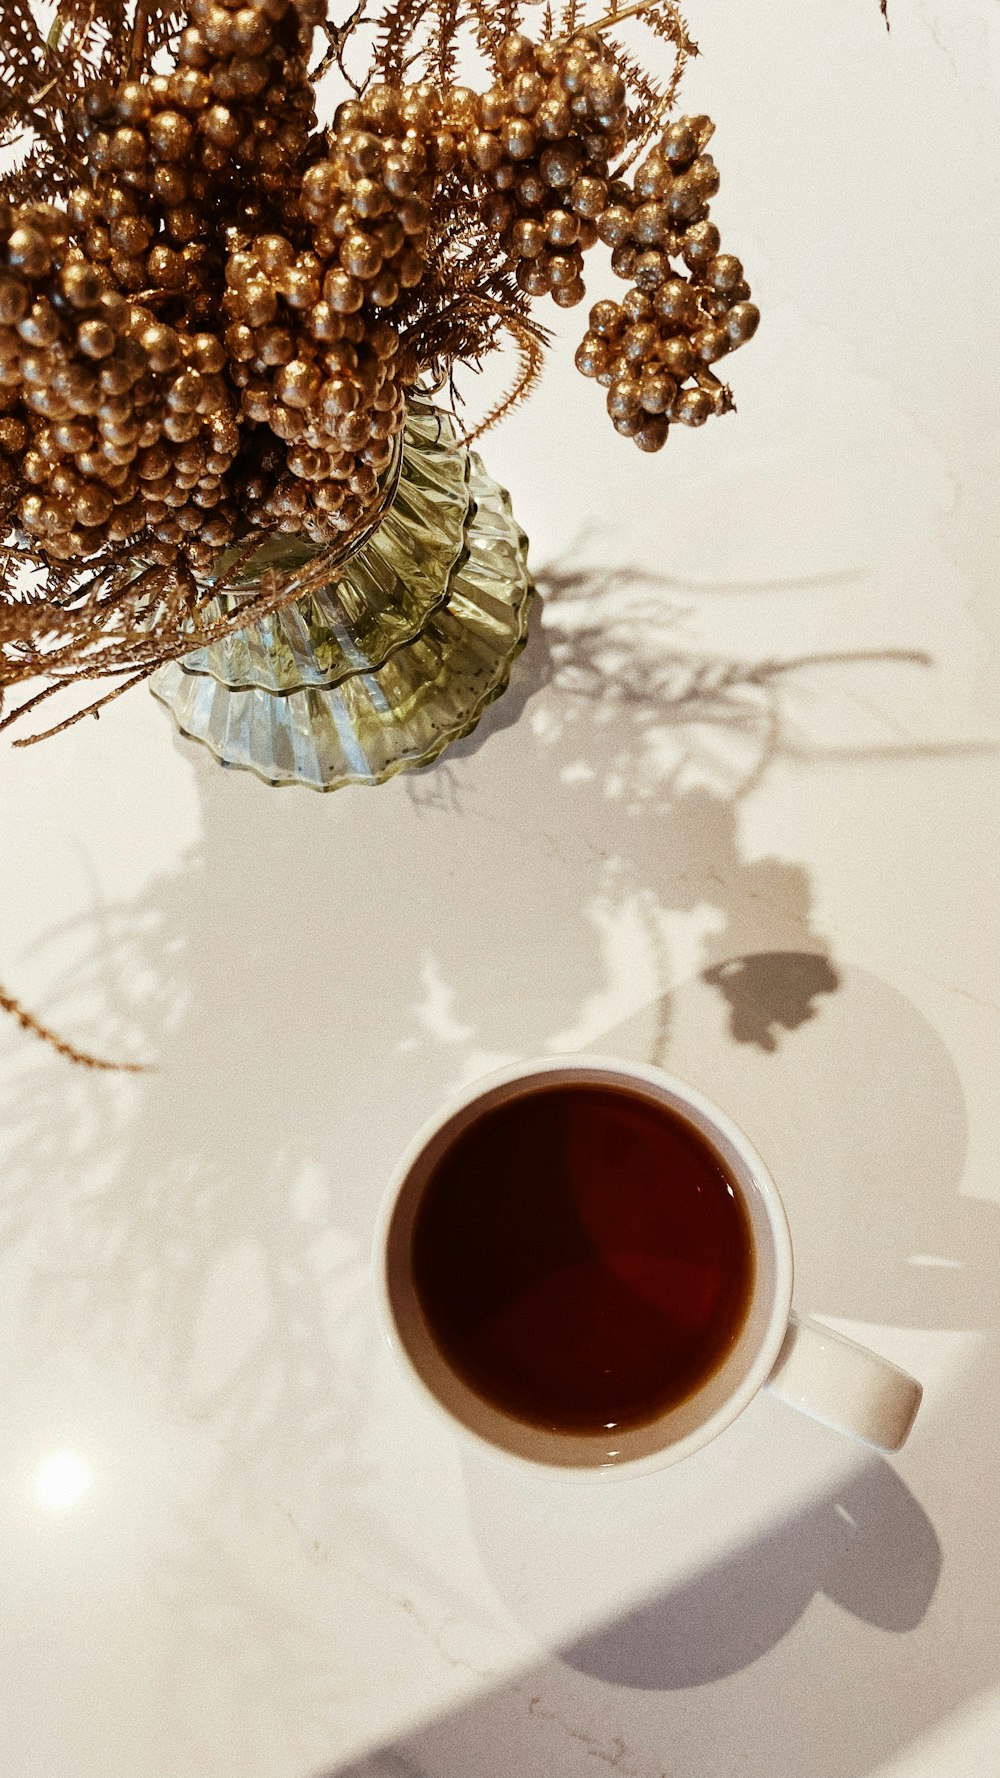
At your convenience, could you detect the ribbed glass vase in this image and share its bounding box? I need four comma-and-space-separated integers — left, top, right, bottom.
149, 398, 533, 790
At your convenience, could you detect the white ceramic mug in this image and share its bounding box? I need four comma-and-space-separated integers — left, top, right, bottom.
375, 1057, 922, 1477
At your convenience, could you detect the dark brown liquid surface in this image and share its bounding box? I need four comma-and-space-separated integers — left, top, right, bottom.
411, 1083, 755, 1434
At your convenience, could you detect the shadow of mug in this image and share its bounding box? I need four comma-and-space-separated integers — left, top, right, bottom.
318, 1330, 1000, 1778
563, 1458, 941, 1689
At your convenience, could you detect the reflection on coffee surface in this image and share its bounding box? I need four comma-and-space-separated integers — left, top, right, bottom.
411, 1083, 755, 1434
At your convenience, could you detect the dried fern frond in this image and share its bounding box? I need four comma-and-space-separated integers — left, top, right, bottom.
467, 0, 522, 63
456, 307, 547, 444
0, 981, 149, 1070
372, 0, 433, 82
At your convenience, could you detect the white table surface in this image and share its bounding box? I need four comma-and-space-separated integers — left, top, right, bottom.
2, 3, 999, 1775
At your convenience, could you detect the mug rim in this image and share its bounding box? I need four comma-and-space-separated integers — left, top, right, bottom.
374, 1055, 794, 1479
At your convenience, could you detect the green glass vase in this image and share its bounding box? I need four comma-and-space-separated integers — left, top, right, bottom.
149, 398, 533, 790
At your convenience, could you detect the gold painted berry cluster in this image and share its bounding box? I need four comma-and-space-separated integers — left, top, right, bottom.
0, 0, 757, 583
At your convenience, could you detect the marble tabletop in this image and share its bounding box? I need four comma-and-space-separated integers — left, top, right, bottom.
1, 2, 998, 1774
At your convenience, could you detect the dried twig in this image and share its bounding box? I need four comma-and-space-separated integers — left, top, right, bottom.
0, 983, 150, 1071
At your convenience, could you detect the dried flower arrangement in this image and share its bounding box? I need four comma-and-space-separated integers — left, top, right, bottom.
0, 0, 759, 748
0, 0, 767, 1064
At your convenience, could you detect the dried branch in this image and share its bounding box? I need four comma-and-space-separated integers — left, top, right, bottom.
313, 0, 367, 89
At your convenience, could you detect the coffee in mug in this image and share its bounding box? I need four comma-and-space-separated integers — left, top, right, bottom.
377, 1058, 922, 1475
410, 1081, 755, 1435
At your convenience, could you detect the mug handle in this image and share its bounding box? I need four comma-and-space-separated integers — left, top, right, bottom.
764, 1313, 922, 1452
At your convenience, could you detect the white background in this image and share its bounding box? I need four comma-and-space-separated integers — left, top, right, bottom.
1, 2, 999, 1774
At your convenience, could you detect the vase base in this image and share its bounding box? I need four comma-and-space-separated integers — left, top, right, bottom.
150, 446, 533, 791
